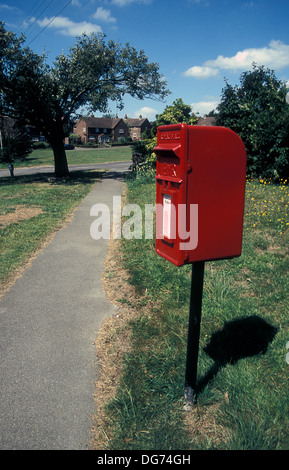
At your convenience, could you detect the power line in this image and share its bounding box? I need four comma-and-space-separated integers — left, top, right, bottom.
27, 0, 74, 45
25, 0, 57, 35
22, 0, 46, 30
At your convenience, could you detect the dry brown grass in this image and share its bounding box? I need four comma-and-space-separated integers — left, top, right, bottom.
0, 205, 43, 228
184, 401, 231, 448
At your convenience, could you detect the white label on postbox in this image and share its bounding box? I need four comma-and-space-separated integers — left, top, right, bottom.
163, 194, 172, 239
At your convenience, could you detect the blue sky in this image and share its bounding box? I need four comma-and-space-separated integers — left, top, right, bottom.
1, 0, 289, 120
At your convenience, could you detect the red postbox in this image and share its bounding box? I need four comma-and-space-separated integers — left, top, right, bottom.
154, 123, 247, 266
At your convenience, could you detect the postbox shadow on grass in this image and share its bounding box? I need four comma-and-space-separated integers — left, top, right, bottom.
195, 315, 277, 396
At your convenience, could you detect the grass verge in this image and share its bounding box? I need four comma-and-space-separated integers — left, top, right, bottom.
0, 169, 104, 299
93, 174, 289, 450
0, 146, 131, 169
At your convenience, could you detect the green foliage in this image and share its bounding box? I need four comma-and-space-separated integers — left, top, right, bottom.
0, 135, 32, 163
154, 98, 198, 128
0, 119, 32, 163
53, 33, 170, 117
216, 65, 289, 178
144, 136, 157, 166
131, 141, 148, 169
130, 138, 158, 173
131, 99, 197, 175
68, 134, 81, 145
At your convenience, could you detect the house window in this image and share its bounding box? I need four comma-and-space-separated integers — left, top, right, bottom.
119, 128, 124, 134
95, 128, 99, 133
103, 128, 107, 133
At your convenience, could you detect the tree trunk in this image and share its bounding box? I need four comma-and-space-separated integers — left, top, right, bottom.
52, 139, 69, 177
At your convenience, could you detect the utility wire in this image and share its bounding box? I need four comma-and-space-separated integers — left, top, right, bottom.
25, 0, 57, 36
27, 0, 73, 45
22, 0, 46, 30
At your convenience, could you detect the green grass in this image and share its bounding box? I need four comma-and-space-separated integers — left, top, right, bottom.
0, 170, 104, 293
101, 173, 289, 450
0, 145, 132, 169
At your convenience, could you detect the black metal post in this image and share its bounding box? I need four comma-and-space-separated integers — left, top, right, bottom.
184, 261, 205, 410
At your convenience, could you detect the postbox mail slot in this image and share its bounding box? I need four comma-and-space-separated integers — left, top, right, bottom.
155, 144, 183, 184
154, 145, 181, 158
156, 175, 182, 184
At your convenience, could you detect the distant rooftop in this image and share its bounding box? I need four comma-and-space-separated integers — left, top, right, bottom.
197, 115, 216, 126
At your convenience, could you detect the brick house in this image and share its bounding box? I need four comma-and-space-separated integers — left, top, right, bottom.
73, 117, 129, 144
124, 115, 152, 140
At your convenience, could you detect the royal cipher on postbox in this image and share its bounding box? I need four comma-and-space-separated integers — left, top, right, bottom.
154, 123, 247, 266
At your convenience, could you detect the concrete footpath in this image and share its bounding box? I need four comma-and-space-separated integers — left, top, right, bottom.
0, 167, 127, 449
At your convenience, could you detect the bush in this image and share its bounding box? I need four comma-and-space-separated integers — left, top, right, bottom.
130, 138, 157, 175
69, 133, 82, 145
0, 135, 32, 163
216, 65, 289, 179
131, 141, 149, 170
32, 141, 50, 150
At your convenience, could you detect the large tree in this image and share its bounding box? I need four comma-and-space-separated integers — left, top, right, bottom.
0, 23, 169, 177
215, 64, 289, 178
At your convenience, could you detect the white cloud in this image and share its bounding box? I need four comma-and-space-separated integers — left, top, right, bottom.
0, 3, 21, 13
111, 0, 152, 6
191, 100, 220, 115
243, 2, 255, 7
37, 16, 102, 36
207, 41, 289, 70
184, 40, 289, 78
184, 66, 219, 79
189, 0, 210, 5
133, 106, 157, 121
93, 7, 116, 23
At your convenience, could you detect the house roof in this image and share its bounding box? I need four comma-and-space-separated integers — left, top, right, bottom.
80, 117, 125, 129
197, 116, 216, 126
124, 118, 151, 127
